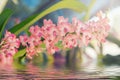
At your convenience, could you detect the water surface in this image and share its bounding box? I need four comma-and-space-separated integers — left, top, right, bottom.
0, 57, 120, 80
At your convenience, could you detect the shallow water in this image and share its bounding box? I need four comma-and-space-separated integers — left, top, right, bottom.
0, 57, 120, 80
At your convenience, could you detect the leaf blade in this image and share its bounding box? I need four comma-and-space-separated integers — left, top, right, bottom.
13, 49, 26, 59
0, 9, 13, 39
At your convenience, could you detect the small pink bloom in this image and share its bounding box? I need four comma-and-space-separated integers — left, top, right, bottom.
26, 47, 36, 59
63, 34, 78, 48
47, 45, 59, 54
57, 16, 74, 37
43, 19, 55, 27
20, 35, 29, 46
87, 11, 110, 43
29, 25, 43, 37
44, 37, 59, 54
0, 31, 20, 64
72, 17, 92, 46
58, 16, 68, 24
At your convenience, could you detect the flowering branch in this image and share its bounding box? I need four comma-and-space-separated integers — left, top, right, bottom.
19, 11, 110, 58
0, 31, 20, 63
0, 11, 110, 61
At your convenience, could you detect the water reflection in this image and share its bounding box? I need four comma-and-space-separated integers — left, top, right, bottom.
0, 54, 120, 79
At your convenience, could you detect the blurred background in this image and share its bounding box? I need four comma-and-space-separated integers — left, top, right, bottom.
0, 0, 120, 79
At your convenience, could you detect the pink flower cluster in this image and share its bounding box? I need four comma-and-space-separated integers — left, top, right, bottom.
0, 11, 110, 61
20, 11, 110, 58
87, 11, 110, 43
0, 31, 20, 64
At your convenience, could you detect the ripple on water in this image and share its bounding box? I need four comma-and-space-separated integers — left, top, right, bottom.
0, 62, 120, 79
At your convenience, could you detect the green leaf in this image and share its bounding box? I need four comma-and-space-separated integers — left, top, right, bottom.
9, 0, 87, 35
13, 49, 26, 59
55, 41, 63, 49
40, 43, 46, 48
0, 9, 13, 40
20, 56, 26, 64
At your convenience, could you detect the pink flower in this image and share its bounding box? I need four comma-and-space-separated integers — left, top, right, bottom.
19, 13, 110, 58
43, 19, 55, 27
4, 31, 20, 48
26, 46, 42, 59
57, 16, 74, 37
45, 37, 59, 54
47, 45, 59, 54
42, 23, 59, 41
72, 17, 88, 36
72, 17, 92, 46
0, 31, 20, 54
29, 25, 43, 37
58, 16, 68, 24
0, 31, 20, 63
20, 34, 42, 58
87, 11, 110, 43
63, 34, 78, 49
42, 19, 60, 54
19, 35, 29, 46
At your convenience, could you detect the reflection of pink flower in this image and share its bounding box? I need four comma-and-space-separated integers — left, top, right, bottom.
0, 53, 13, 64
